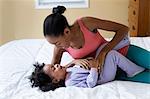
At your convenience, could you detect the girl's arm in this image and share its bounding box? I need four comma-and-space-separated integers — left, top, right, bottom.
86, 59, 98, 87
86, 68, 98, 88
67, 67, 98, 88
81, 17, 129, 68
68, 59, 99, 88
51, 46, 65, 65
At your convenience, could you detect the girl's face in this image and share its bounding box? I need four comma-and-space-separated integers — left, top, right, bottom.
43, 64, 66, 83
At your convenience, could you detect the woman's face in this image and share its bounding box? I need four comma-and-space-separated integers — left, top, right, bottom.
45, 28, 72, 49
43, 64, 66, 82
46, 35, 70, 49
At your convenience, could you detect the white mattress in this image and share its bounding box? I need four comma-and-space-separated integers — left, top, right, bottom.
0, 37, 150, 99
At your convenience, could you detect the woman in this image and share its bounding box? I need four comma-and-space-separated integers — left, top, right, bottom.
43, 6, 130, 70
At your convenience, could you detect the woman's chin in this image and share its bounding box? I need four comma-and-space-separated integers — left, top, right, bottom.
62, 46, 69, 49
73, 47, 82, 49
72, 46, 82, 49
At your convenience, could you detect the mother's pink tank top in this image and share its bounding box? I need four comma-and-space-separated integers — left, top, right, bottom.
65, 19, 107, 59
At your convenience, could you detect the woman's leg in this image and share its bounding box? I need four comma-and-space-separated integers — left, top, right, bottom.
97, 50, 145, 84
116, 45, 150, 83
126, 45, 150, 69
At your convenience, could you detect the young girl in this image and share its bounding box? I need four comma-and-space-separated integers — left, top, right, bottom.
30, 48, 145, 92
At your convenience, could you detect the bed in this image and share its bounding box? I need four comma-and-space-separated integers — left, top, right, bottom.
0, 37, 150, 99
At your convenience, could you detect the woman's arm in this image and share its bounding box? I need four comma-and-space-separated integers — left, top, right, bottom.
51, 46, 65, 65
81, 17, 129, 68
82, 17, 129, 51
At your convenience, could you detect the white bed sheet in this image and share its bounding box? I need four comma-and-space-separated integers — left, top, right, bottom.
0, 37, 150, 99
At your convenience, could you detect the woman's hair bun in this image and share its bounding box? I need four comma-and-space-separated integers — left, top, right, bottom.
52, 6, 66, 15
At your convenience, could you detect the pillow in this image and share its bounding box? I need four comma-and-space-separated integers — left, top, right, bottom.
35, 41, 74, 66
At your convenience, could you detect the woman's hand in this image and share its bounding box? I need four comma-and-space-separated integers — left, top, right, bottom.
66, 58, 93, 69
96, 49, 108, 71
86, 57, 97, 68
72, 59, 90, 66
64, 59, 89, 68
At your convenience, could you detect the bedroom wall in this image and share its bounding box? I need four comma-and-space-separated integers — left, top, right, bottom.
0, 0, 2, 45
0, 0, 15, 45
0, 0, 129, 45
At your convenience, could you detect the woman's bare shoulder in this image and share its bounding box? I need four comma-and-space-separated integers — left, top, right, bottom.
81, 17, 103, 23
80, 16, 102, 30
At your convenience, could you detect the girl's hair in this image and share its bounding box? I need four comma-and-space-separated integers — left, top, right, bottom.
29, 63, 65, 92
43, 6, 70, 37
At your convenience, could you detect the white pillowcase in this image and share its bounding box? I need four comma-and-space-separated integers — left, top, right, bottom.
35, 41, 74, 66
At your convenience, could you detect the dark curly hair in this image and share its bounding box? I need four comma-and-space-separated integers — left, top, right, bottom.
29, 63, 65, 92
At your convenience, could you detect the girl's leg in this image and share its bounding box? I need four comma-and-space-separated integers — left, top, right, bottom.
97, 50, 145, 84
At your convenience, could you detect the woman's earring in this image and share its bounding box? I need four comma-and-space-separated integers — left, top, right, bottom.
64, 28, 70, 35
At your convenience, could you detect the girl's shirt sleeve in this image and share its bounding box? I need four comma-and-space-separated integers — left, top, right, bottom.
72, 68, 98, 88
86, 68, 98, 88
65, 67, 98, 88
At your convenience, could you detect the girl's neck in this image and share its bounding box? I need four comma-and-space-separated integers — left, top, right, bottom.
65, 72, 70, 81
